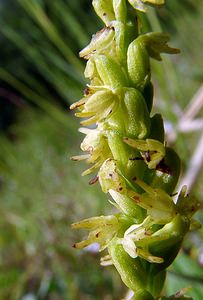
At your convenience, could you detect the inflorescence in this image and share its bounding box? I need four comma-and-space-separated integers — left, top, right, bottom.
70, 1, 200, 299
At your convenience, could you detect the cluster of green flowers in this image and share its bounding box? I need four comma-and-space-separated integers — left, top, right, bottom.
71, 1, 199, 299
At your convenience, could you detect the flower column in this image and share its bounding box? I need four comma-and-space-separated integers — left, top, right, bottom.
71, 1, 199, 299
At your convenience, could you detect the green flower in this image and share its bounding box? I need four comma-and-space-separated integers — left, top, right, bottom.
120, 216, 164, 263
109, 184, 200, 264
123, 138, 166, 169
98, 158, 127, 193
73, 89, 119, 126
71, 215, 120, 251
79, 26, 116, 59
71, 125, 111, 176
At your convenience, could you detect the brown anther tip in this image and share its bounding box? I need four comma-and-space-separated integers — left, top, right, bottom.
145, 151, 151, 162
98, 27, 108, 34
170, 192, 178, 197
95, 232, 100, 238
89, 175, 99, 185
73, 244, 76, 248
119, 187, 123, 191
132, 176, 137, 181
133, 195, 140, 202
191, 206, 195, 212
82, 55, 89, 60
70, 157, 78, 161
175, 290, 183, 298
129, 157, 143, 161
84, 87, 90, 96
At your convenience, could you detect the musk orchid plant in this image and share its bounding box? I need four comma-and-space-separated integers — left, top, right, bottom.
70, 1, 200, 299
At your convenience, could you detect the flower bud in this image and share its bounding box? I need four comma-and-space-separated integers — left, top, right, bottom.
94, 54, 128, 88
108, 88, 151, 139
108, 237, 147, 292
113, 0, 127, 22
106, 130, 146, 179
92, 0, 115, 24
127, 32, 180, 89
127, 37, 150, 90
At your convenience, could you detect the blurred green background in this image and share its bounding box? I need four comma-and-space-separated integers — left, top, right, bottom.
0, 0, 203, 299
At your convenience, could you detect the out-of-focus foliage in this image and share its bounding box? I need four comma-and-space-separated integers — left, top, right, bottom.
0, 110, 123, 300
0, 0, 202, 299
0, 0, 101, 111
165, 252, 203, 299
149, 0, 203, 110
